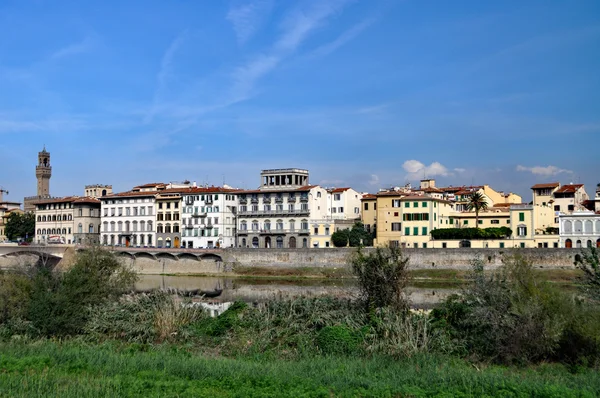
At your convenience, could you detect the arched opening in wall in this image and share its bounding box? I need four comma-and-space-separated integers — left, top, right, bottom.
110, 235, 115, 245
78, 223, 83, 234
289, 237, 296, 249
565, 239, 572, 248
265, 236, 271, 249
62, 215, 67, 221
576, 240, 582, 248
241, 238, 246, 248
103, 235, 108, 245
62, 228, 66, 235
135, 252, 156, 260
37, 216, 41, 222
42, 216, 46, 222
276, 236, 283, 248
52, 215, 56, 222
102, 189, 107, 196
587, 240, 593, 248
165, 238, 172, 248
174, 237, 180, 248
460, 240, 471, 248
157, 237, 163, 248
178, 253, 198, 261
302, 238, 308, 248
252, 237, 259, 248
597, 239, 600, 248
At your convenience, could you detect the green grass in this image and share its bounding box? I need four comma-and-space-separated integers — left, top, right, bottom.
1, 340, 599, 397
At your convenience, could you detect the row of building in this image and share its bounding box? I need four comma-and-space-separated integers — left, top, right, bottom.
3, 148, 599, 249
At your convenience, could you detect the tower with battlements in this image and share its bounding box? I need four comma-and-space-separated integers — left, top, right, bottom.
24, 147, 53, 212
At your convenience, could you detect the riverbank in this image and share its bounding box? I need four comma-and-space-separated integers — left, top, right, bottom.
1, 340, 598, 397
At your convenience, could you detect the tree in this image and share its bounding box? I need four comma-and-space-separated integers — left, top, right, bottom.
331, 229, 349, 247
350, 245, 410, 316
331, 222, 374, 247
5, 212, 35, 242
575, 247, 600, 301
466, 192, 488, 228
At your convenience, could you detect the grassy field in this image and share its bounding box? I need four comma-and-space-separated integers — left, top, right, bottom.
1, 341, 599, 397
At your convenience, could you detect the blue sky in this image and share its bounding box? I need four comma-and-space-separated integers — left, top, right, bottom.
1, 0, 599, 203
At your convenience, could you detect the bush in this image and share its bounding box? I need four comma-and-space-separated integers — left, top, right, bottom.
432, 254, 585, 365
331, 230, 349, 247
575, 247, 600, 301
331, 223, 373, 247
316, 325, 361, 355
431, 227, 512, 240
23, 246, 137, 337
0, 271, 32, 325
350, 245, 411, 316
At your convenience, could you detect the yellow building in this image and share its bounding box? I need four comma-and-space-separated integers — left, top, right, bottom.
360, 194, 377, 235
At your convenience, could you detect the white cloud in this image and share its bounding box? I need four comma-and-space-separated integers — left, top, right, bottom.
453, 168, 466, 173
50, 37, 94, 60
368, 174, 379, 186
227, 0, 273, 45
516, 165, 573, 176
403, 160, 453, 179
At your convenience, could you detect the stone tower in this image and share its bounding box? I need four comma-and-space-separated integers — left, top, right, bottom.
36, 147, 52, 196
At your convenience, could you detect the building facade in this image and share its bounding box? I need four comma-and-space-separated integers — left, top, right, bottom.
85, 184, 113, 199
34, 197, 101, 244
156, 191, 182, 249
237, 169, 328, 249
181, 187, 239, 249
559, 211, 600, 248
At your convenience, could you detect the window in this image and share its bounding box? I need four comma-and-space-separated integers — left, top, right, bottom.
519, 212, 525, 222
442, 243, 447, 248
404, 227, 410, 236
404, 202, 409, 208
391, 223, 401, 231
422, 202, 427, 208
478, 220, 483, 225
325, 227, 330, 235
354, 207, 359, 214
159, 203, 163, 209
413, 202, 418, 208
500, 242, 505, 248
491, 220, 499, 224
392, 200, 401, 208
314, 227, 319, 235
289, 220, 295, 231
334, 194, 341, 200
554, 205, 560, 211
463, 220, 468, 225
422, 243, 427, 248
422, 227, 428, 236
568, 205, 575, 211
520, 242, 525, 248
252, 221, 259, 230
339, 207, 344, 213
450, 218, 454, 225
413, 227, 418, 236
364, 203, 369, 210
518, 226, 527, 236
394, 212, 399, 217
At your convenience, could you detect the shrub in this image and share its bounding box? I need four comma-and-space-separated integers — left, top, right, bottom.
316, 325, 361, 355
331, 230, 349, 247
0, 271, 32, 325
430, 227, 512, 240
350, 245, 410, 315
575, 247, 600, 301
28, 246, 137, 337
432, 254, 579, 365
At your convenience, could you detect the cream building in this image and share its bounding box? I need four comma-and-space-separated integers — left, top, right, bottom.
360, 194, 377, 235
85, 184, 113, 199
237, 169, 328, 249
180, 187, 239, 249
34, 196, 101, 244
156, 191, 182, 249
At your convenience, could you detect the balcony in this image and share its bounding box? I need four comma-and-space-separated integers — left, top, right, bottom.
262, 197, 272, 204
239, 228, 310, 235
205, 224, 214, 229
300, 195, 309, 202
191, 212, 207, 218
250, 197, 259, 204
239, 197, 248, 204
275, 196, 283, 203
237, 209, 310, 217
184, 225, 194, 229
205, 198, 214, 204
288, 196, 297, 203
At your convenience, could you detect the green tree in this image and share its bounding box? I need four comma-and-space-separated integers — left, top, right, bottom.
466, 192, 488, 228
575, 247, 600, 301
350, 245, 410, 316
5, 212, 35, 242
331, 229, 349, 247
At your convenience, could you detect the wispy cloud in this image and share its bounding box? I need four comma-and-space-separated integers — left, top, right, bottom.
145, 30, 189, 123
516, 165, 573, 176
403, 160, 454, 180
231, 0, 354, 102
50, 37, 94, 60
227, 0, 274, 45
310, 17, 375, 58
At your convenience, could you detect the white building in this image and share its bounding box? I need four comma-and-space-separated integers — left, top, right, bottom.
310, 187, 363, 248
180, 187, 239, 249
237, 169, 328, 249
100, 184, 158, 247
559, 211, 600, 248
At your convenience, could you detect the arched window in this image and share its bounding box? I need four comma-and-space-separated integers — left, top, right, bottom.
147, 221, 153, 231
241, 238, 247, 247
240, 221, 247, 230
140, 221, 145, 231
132, 221, 138, 232
276, 236, 283, 248
111, 222, 116, 232
102, 189, 107, 196
301, 219, 308, 231
289, 220, 296, 231
103, 235, 108, 245
89, 224, 94, 233
52, 215, 56, 222
564, 220, 572, 234
157, 224, 164, 234
68, 214, 72, 221
37, 229, 41, 235
110, 235, 115, 245
42, 229, 46, 235
103, 222, 108, 232
265, 236, 271, 248
63, 214, 68, 221
148, 235, 153, 246
125, 221, 130, 232
460, 240, 471, 248
289, 237, 296, 248
276, 219, 283, 230
173, 224, 179, 233
584, 220, 593, 234
157, 237, 163, 248
252, 237, 259, 248
78, 223, 83, 234
62, 228, 67, 234
264, 220, 271, 231
597, 239, 600, 248
576, 240, 582, 248
42, 216, 47, 222
587, 240, 593, 248
574, 220, 583, 233
118, 221, 123, 232
165, 223, 171, 234
302, 238, 308, 248
252, 221, 259, 231
37, 216, 41, 222
317, 192, 321, 198
51, 228, 56, 234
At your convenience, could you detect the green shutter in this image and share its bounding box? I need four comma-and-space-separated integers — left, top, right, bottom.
413, 227, 418, 236
413, 202, 418, 208
405, 227, 410, 236
519, 212, 525, 222
404, 202, 409, 208
500, 242, 505, 248
422, 227, 428, 235
422, 202, 427, 207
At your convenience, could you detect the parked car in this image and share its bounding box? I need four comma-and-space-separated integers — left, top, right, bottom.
18, 241, 30, 246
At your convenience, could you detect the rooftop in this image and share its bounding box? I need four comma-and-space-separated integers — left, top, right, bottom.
531, 182, 560, 190
555, 184, 584, 194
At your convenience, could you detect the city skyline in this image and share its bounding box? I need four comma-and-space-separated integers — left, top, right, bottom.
1, 0, 599, 202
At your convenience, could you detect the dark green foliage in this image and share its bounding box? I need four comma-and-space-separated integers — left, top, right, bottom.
432, 254, 600, 366
575, 247, 600, 301
331, 229, 349, 247
466, 191, 489, 227
0, 271, 32, 325
331, 222, 373, 247
4, 212, 35, 242
545, 227, 559, 235
431, 227, 512, 240
194, 301, 247, 337
350, 245, 410, 315
316, 325, 361, 355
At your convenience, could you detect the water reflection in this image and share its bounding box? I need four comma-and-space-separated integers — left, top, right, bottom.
136, 275, 460, 309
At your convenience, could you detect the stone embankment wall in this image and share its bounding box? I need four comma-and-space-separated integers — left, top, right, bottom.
226, 248, 580, 271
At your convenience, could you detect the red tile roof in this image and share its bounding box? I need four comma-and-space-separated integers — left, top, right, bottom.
361, 194, 377, 200
328, 187, 351, 193
555, 184, 584, 194
237, 185, 318, 194
133, 183, 165, 189
531, 182, 560, 189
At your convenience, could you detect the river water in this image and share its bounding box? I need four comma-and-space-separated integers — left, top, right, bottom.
136, 275, 461, 309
